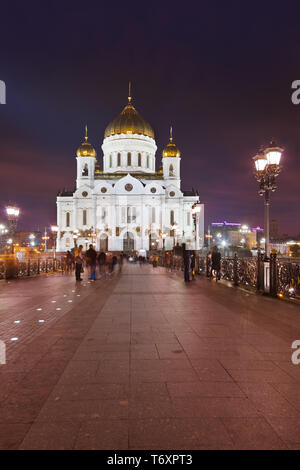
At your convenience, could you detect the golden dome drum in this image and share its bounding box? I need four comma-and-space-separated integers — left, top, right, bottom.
76, 126, 97, 157
162, 127, 181, 158
104, 87, 154, 139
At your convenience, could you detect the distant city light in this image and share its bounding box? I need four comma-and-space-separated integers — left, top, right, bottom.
6, 206, 20, 217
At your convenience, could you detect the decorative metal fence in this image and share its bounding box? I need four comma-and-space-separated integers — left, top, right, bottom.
0, 257, 67, 280
198, 255, 257, 289
164, 253, 300, 300
277, 258, 300, 299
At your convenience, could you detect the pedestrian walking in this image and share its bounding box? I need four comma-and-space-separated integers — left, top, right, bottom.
74, 245, 84, 281
191, 251, 196, 280
65, 250, 73, 274
183, 244, 191, 282
119, 252, 124, 272
97, 250, 107, 277
111, 254, 118, 272
86, 244, 97, 281
211, 246, 221, 281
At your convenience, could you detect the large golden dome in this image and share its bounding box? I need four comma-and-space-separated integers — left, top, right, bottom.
162, 127, 181, 158
76, 126, 97, 157
104, 86, 154, 139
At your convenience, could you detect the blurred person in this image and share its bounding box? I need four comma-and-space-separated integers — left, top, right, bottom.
182, 244, 191, 282
86, 244, 97, 281
97, 250, 107, 277
211, 246, 221, 281
191, 251, 196, 280
74, 245, 84, 281
65, 250, 73, 274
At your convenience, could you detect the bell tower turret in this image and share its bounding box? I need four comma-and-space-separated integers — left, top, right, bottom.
162, 127, 181, 189
76, 126, 97, 189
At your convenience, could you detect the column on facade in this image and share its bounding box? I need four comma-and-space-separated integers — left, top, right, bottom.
114, 199, 119, 251
140, 197, 144, 250
56, 201, 61, 251
73, 199, 78, 231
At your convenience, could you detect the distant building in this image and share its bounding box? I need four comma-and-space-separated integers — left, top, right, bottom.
209, 221, 241, 246
14, 231, 42, 248
209, 221, 259, 249
270, 219, 278, 239
269, 241, 289, 256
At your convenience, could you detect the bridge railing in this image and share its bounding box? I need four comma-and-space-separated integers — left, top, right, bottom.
160, 252, 300, 300
277, 257, 300, 299
0, 256, 67, 280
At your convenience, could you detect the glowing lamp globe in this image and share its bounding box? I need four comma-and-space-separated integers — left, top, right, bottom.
253, 152, 267, 172
265, 141, 283, 166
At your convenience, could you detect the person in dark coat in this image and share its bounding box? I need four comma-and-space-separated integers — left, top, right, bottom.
97, 250, 107, 276
182, 244, 191, 282
74, 245, 83, 281
211, 246, 221, 280
190, 251, 196, 280
86, 244, 97, 280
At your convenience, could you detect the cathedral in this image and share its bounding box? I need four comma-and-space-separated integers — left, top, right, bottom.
56, 88, 204, 253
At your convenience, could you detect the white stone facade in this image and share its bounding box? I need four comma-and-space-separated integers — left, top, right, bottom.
56, 118, 204, 253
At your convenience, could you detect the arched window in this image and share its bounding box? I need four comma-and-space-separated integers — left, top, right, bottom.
127, 152, 131, 166
66, 237, 70, 247
83, 209, 87, 226
109, 154, 112, 168
169, 164, 174, 177
138, 153, 141, 166
100, 233, 108, 251
66, 212, 70, 227
82, 164, 88, 176
132, 207, 136, 222
170, 210, 174, 225
117, 153, 121, 166
147, 155, 149, 168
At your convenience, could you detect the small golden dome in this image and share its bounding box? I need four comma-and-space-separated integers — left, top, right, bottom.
162, 127, 181, 158
76, 126, 97, 158
104, 83, 154, 139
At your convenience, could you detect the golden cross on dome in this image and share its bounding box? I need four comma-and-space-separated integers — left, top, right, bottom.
85, 125, 88, 141
128, 81, 132, 104
170, 126, 173, 143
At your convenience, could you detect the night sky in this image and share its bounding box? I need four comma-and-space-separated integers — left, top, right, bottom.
1, 1, 300, 235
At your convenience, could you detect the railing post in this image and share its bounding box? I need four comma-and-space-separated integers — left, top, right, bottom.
257, 253, 264, 292
45, 259, 48, 273
270, 253, 278, 297
233, 253, 239, 286
27, 259, 30, 276
37, 258, 40, 275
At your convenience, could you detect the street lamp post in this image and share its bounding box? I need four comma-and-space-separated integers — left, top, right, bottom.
42, 229, 50, 252
73, 234, 78, 249
51, 225, 58, 259
171, 223, 178, 249
6, 206, 20, 254
162, 233, 167, 252
192, 203, 201, 251
253, 141, 283, 258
